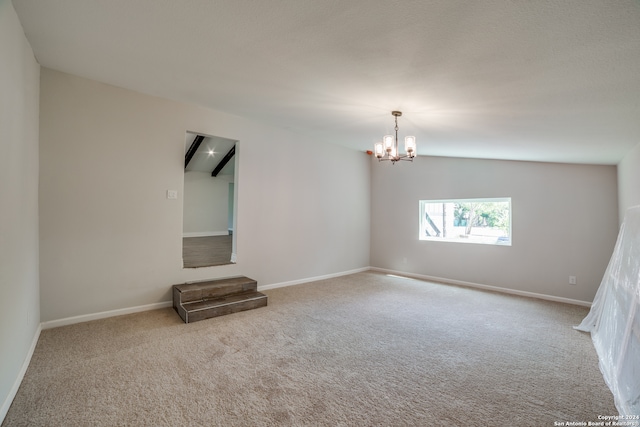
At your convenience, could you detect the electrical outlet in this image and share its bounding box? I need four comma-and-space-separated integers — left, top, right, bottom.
569, 276, 577, 285
166, 190, 178, 199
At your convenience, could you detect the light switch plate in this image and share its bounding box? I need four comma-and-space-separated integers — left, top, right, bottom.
167, 190, 178, 199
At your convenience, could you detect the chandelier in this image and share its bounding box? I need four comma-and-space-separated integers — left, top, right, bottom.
374, 111, 416, 163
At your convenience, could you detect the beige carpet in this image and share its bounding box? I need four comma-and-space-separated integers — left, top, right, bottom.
3, 272, 616, 426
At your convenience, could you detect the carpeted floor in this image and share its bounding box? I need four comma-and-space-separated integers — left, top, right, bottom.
3, 272, 616, 426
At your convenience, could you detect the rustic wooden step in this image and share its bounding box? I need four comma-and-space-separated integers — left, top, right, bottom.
173, 276, 257, 305
175, 290, 267, 323
172, 276, 266, 323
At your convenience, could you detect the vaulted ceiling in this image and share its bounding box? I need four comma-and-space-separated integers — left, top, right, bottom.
13, 0, 640, 164
184, 134, 236, 176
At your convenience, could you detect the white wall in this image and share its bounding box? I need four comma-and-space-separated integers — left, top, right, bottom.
371, 155, 618, 303
0, 0, 40, 419
617, 142, 640, 223
39, 68, 370, 322
183, 171, 231, 236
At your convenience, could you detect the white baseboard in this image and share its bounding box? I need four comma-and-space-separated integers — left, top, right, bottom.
36, 267, 590, 330
1, 324, 41, 424
183, 231, 228, 238
258, 267, 370, 291
41, 301, 173, 330
40, 267, 365, 328
369, 267, 592, 307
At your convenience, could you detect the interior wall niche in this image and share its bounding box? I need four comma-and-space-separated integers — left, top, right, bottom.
183, 131, 238, 268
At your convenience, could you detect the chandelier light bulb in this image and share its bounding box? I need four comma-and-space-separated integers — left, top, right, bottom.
374, 142, 384, 158
383, 135, 394, 151
405, 136, 416, 155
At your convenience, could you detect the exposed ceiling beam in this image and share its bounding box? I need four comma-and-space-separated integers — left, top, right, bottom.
211, 145, 235, 177
184, 135, 205, 169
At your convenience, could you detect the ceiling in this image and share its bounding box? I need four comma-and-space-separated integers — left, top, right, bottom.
13, 0, 640, 165
185, 134, 236, 176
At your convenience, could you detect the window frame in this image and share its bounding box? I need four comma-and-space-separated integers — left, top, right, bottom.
418, 197, 512, 246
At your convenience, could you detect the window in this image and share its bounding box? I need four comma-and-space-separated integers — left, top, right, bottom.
419, 198, 511, 245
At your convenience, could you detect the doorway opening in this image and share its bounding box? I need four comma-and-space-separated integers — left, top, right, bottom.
182, 132, 238, 268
